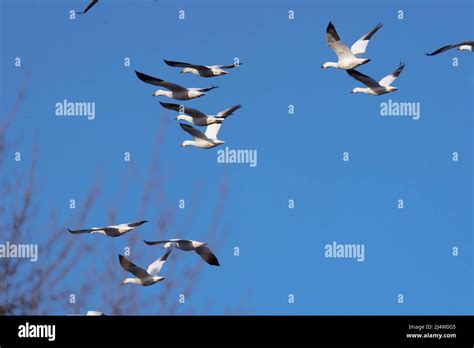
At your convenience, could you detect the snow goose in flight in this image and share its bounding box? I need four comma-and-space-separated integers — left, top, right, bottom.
77, 0, 98, 14
426, 41, 473, 56
160, 102, 241, 126
119, 249, 172, 286
86, 311, 105, 316
68, 220, 148, 237
347, 63, 405, 96
135, 71, 218, 100
144, 239, 220, 266
178, 122, 227, 149
322, 22, 383, 70
164, 60, 242, 78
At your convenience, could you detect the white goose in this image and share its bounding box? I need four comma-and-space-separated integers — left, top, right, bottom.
160, 102, 241, 126
322, 22, 383, 70
135, 71, 218, 100
164, 60, 242, 78
144, 239, 220, 266
347, 63, 405, 96
179, 122, 226, 149
426, 41, 474, 56
68, 220, 148, 237
119, 249, 172, 286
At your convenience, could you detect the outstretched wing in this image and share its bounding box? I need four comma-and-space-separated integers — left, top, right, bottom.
118, 255, 149, 279
378, 63, 405, 87
217, 104, 242, 118
326, 22, 355, 61
204, 123, 222, 140
68, 227, 101, 234
426, 41, 474, 56
146, 249, 172, 276
351, 23, 383, 55
426, 44, 455, 56
195, 246, 220, 266
78, 0, 98, 14
143, 239, 183, 246
160, 102, 207, 119
164, 60, 207, 70
127, 220, 148, 228
144, 240, 168, 246
346, 69, 381, 88
180, 124, 209, 141
197, 85, 218, 93
135, 71, 186, 92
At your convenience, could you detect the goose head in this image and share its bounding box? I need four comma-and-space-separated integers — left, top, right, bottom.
152, 90, 167, 97
321, 62, 338, 69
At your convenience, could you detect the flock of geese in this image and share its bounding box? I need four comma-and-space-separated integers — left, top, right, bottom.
68, 220, 220, 287
322, 21, 472, 95
134, 60, 242, 149
70, 1, 472, 313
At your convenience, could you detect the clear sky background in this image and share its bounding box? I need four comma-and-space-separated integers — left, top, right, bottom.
0, 0, 472, 315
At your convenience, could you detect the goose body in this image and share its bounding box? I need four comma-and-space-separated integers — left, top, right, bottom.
347, 63, 405, 96
160, 102, 241, 126
119, 250, 172, 286
179, 123, 225, 149
322, 22, 383, 70
164, 60, 242, 77
135, 71, 217, 101
68, 220, 148, 237
144, 239, 220, 266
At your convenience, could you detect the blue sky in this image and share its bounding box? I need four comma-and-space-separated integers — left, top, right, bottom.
0, 0, 472, 314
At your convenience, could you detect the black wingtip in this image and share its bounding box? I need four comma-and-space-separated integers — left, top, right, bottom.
67, 228, 73, 233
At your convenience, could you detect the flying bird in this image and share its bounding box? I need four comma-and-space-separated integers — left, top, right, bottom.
322, 22, 383, 70
77, 0, 99, 14
164, 60, 242, 77
346, 63, 405, 96
68, 220, 148, 237
160, 102, 241, 126
135, 71, 218, 100
86, 311, 105, 316
144, 239, 220, 266
179, 122, 228, 149
118, 249, 172, 286
426, 41, 473, 56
